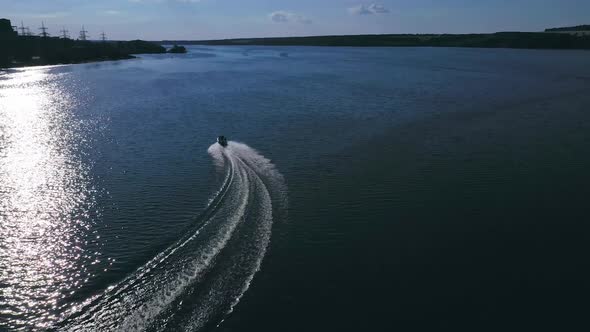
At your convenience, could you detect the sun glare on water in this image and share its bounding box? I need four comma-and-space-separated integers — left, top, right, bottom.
0, 68, 100, 330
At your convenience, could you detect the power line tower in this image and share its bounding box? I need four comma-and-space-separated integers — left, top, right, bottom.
19, 21, 27, 36
60, 27, 70, 39
39, 21, 49, 38
79, 25, 88, 41
100, 31, 107, 43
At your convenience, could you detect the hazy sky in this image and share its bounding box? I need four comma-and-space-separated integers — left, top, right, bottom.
2, 0, 589, 40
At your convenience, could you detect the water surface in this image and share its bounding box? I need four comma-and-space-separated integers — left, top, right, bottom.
1, 46, 589, 331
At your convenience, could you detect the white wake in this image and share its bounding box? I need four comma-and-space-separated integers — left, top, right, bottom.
57, 141, 287, 331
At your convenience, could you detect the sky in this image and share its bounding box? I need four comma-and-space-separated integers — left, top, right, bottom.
2, 0, 589, 40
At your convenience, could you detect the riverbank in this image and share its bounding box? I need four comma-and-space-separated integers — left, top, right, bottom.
164, 31, 590, 49
1, 38, 166, 69
0, 18, 168, 69
4, 53, 138, 69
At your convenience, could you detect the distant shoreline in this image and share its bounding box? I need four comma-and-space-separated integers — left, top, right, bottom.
161, 32, 590, 50
4, 54, 137, 70
0, 37, 166, 70
1, 18, 187, 70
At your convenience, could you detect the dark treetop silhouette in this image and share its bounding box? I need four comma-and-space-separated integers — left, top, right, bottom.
1, 18, 166, 68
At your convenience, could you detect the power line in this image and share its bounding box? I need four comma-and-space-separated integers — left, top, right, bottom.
100, 31, 107, 42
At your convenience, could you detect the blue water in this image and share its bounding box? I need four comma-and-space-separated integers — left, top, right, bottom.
1, 46, 590, 331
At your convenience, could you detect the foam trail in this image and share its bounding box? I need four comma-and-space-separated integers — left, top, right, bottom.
56, 141, 286, 332
177, 143, 283, 331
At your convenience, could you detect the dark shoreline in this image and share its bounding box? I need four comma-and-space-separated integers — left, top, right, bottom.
3, 54, 137, 70
0, 38, 166, 70
162, 32, 590, 49
1, 19, 171, 70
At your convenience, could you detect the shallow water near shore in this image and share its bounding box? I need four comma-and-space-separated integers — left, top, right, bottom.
1, 46, 590, 331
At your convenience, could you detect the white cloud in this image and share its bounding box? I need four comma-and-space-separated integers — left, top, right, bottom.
103, 10, 122, 15
349, 5, 371, 15
269, 11, 312, 24
28, 11, 71, 19
270, 11, 289, 23
348, 3, 390, 15
129, 0, 202, 3
369, 4, 389, 13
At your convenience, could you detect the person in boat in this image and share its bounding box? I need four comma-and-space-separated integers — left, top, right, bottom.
217, 136, 228, 147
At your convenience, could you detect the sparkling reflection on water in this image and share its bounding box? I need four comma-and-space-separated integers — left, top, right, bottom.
0, 68, 100, 330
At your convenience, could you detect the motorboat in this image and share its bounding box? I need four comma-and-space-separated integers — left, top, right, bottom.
217, 135, 228, 147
